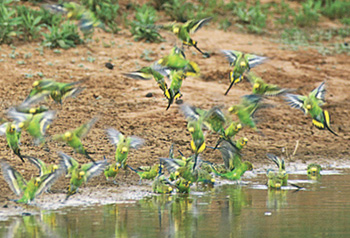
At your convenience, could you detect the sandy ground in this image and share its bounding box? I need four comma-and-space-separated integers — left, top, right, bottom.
0, 18, 349, 213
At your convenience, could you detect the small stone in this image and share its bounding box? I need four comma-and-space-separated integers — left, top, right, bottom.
105, 62, 114, 70
145, 92, 153, 98
264, 212, 272, 216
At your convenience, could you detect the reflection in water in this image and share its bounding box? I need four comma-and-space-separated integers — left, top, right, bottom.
1, 173, 350, 237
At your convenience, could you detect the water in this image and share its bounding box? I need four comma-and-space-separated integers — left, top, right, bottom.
1, 171, 350, 238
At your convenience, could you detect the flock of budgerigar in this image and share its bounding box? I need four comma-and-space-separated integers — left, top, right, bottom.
0, 17, 337, 204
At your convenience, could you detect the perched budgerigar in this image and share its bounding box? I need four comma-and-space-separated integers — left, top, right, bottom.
53, 117, 98, 163
8, 108, 56, 146
1, 160, 64, 204
58, 153, 107, 200
307, 163, 322, 177
0, 122, 24, 162
160, 18, 212, 56
152, 166, 173, 194
106, 128, 144, 170
267, 169, 282, 190
104, 162, 121, 183
221, 50, 267, 95
246, 72, 291, 96
267, 154, 288, 186
228, 94, 264, 131
285, 82, 338, 136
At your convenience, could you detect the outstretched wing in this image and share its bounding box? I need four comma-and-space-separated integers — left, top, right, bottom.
129, 136, 145, 149
285, 94, 307, 114
35, 167, 65, 196
186, 17, 212, 34
0, 160, 26, 196
58, 152, 79, 173
246, 54, 267, 68
159, 158, 180, 173
221, 50, 242, 64
85, 160, 108, 182
75, 117, 98, 139
23, 156, 47, 177
311, 81, 326, 102
106, 128, 123, 146
267, 153, 283, 170
218, 141, 241, 170
0, 122, 9, 136
180, 104, 201, 121
38, 110, 56, 136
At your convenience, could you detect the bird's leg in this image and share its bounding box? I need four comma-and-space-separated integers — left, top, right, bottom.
224, 75, 235, 96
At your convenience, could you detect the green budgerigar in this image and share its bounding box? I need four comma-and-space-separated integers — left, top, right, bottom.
164, 70, 186, 110
181, 104, 227, 134
123, 66, 168, 95
128, 164, 160, 184
307, 163, 322, 177
187, 119, 206, 169
285, 82, 338, 136
8, 108, 56, 146
106, 128, 145, 170
53, 117, 98, 163
228, 94, 263, 131
24, 155, 59, 177
1, 160, 64, 204
246, 72, 291, 96
221, 50, 267, 95
267, 169, 282, 190
214, 121, 242, 149
267, 154, 288, 186
58, 153, 108, 200
160, 18, 212, 56
0, 122, 24, 162
152, 167, 173, 194
210, 141, 253, 180
104, 162, 121, 183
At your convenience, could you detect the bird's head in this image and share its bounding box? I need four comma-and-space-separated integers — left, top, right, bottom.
29, 108, 36, 114
34, 177, 41, 187
181, 156, 187, 161
78, 171, 85, 179
113, 164, 119, 172
168, 186, 173, 192
9, 124, 17, 133
253, 82, 260, 90
18, 121, 25, 129
240, 137, 248, 146
52, 165, 58, 172
188, 126, 195, 134
240, 61, 247, 67
244, 161, 253, 171
175, 171, 180, 178
121, 146, 128, 154
210, 178, 216, 184
236, 123, 242, 131
228, 106, 238, 114
64, 131, 73, 140
32, 80, 39, 87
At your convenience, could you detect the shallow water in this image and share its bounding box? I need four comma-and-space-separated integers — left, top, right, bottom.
1, 171, 350, 238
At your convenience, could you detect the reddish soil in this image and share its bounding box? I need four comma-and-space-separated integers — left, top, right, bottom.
0, 22, 349, 205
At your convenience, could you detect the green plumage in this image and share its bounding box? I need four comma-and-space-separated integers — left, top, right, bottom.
246, 72, 290, 96
128, 164, 160, 183
106, 128, 144, 170
221, 50, 267, 95
285, 82, 337, 136
228, 94, 263, 131
267, 154, 288, 186
307, 163, 322, 177
0, 122, 24, 162
1, 160, 64, 204
53, 117, 98, 163
58, 154, 107, 200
